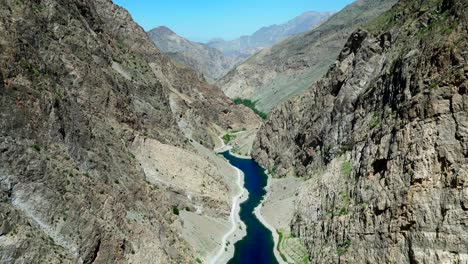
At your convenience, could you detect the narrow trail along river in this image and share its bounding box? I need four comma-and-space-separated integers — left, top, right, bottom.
222, 151, 278, 264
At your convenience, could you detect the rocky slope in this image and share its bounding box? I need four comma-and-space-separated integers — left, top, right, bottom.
0, 0, 260, 263
207, 11, 334, 59
147, 26, 241, 83
253, 0, 467, 262
218, 0, 398, 112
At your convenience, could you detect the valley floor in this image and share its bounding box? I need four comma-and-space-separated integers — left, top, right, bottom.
257, 176, 310, 264
206, 137, 248, 264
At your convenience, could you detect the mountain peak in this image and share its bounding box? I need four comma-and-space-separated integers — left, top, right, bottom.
151, 25, 176, 35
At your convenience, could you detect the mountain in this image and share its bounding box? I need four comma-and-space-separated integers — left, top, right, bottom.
253, 0, 467, 262
0, 0, 260, 263
207, 11, 334, 58
218, 0, 398, 112
147, 26, 241, 83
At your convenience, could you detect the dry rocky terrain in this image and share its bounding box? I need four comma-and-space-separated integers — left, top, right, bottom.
147, 26, 242, 84
0, 0, 260, 263
218, 0, 398, 113
254, 0, 468, 262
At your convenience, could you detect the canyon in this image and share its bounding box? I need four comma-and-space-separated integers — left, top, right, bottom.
0, 0, 467, 263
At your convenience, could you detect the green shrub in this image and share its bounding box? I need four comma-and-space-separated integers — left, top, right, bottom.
338, 207, 349, 216
370, 112, 381, 129
337, 240, 351, 256
232, 146, 240, 154
342, 161, 353, 177
222, 133, 235, 144
233, 98, 268, 120
32, 144, 41, 152
268, 166, 277, 176
172, 206, 179, 215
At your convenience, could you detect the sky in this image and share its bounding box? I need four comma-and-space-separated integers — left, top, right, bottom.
113, 0, 355, 42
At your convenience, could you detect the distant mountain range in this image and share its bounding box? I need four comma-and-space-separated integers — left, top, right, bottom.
218, 0, 398, 112
207, 11, 335, 58
147, 26, 241, 83
147, 11, 334, 83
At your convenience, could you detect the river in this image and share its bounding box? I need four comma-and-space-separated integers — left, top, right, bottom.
221, 151, 279, 264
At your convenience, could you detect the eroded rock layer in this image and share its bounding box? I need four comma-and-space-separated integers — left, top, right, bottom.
0, 0, 259, 263
253, 0, 467, 262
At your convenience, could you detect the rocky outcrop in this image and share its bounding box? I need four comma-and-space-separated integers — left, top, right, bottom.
148, 26, 241, 83
218, 0, 398, 112
253, 0, 467, 262
0, 0, 260, 263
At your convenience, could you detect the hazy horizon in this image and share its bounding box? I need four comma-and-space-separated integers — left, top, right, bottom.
112, 0, 354, 42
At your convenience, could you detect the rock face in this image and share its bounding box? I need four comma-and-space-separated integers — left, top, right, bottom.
253, 0, 467, 263
0, 0, 260, 263
207, 11, 334, 59
147, 26, 241, 83
218, 0, 398, 112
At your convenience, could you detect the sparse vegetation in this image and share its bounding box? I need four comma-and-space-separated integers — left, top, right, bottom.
268, 166, 277, 176
369, 112, 381, 129
32, 144, 41, 152
222, 133, 236, 144
230, 128, 247, 133
231, 146, 241, 154
342, 161, 353, 177
338, 207, 349, 216
336, 240, 351, 256
277, 230, 310, 263
172, 206, 179, 215
276, 230, 288, 262
233, 98, 268, 120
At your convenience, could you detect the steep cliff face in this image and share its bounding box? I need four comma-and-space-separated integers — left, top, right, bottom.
147, 26, 241, 83
254, 0, 467, 262
218, 0, 398, 112
0, 0, 259, 263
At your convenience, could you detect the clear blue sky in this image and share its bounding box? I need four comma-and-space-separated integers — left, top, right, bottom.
113, 0, 355, 42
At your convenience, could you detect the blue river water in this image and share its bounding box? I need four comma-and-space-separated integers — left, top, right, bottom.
222, 151, 278, 264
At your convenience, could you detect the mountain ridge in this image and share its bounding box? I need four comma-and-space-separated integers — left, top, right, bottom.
148, 11, 334, 83
0, 0, 260, 263
218, 0, 399, 112
147, 26, 242, 83
253, 0, 467, 262
207, 11, 334, 58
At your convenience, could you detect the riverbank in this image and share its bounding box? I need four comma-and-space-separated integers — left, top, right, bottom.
229, 151, 251, 160
256, 174, 309, 263
211, 134, 295, 264
253, 173, 289, 264
207, 137, 248, 264
221, 128, 258, 157
221, 151, 278, 263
